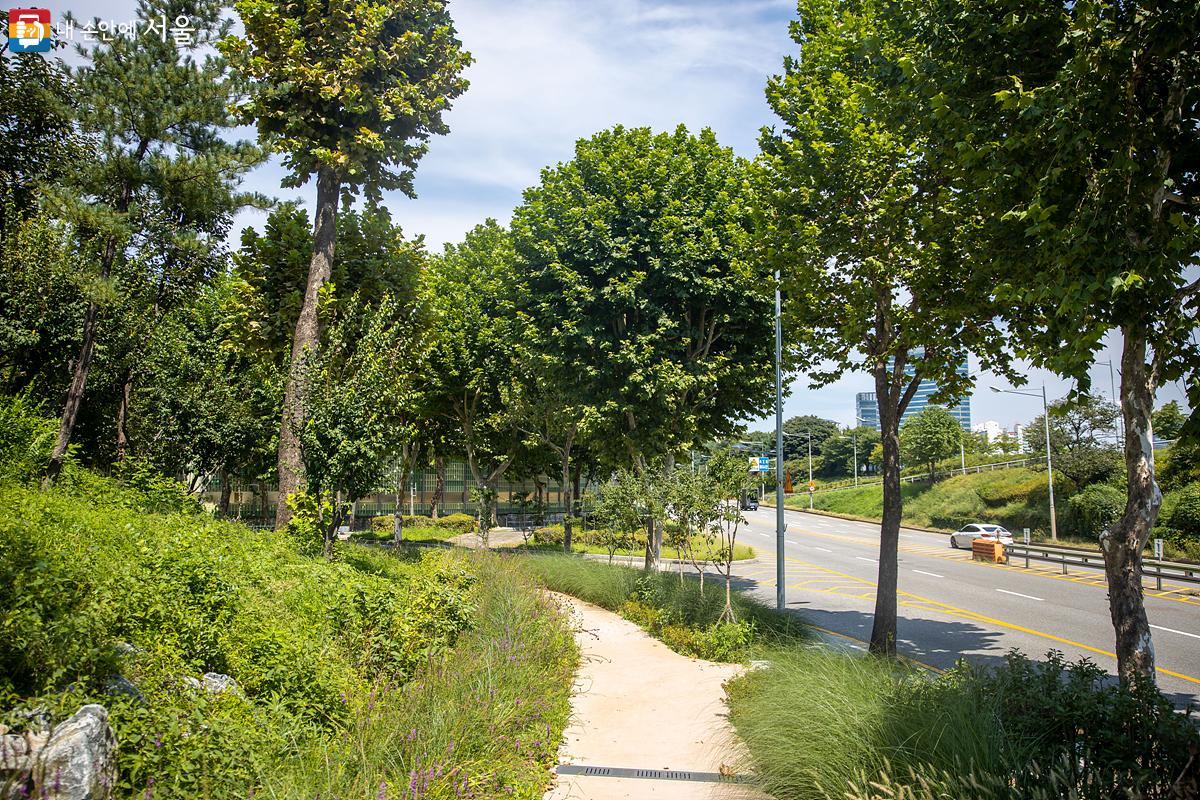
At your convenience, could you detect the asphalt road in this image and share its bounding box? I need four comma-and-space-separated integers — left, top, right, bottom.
730, 506, 1200, 707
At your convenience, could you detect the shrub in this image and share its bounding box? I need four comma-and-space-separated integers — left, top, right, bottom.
0, 393, 58, 484
1165, 483, 1200, 539
369, 513, 477, 535
0, 473, 578, 799
1066, 484, 1125, 538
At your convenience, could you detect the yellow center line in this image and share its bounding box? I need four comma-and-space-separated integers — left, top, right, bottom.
781, 555, 1200, 687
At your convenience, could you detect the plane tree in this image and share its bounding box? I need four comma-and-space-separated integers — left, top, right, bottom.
903, 0, 1200, 681
222, 0, 470, 527
757, 0, 1013, 655
510, 124, 779, 568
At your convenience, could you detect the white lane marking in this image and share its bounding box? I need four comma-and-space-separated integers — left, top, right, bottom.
912, 569, 944, 579
856, 556, 877, 563
786, 539, 798, 545
807, 546, 833, 553
996, 589, 1043, 602
1150, 624, 1200, 641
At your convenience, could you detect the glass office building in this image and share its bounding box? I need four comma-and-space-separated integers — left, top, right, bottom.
856, 392, 879, 430
857, 353, 972, 431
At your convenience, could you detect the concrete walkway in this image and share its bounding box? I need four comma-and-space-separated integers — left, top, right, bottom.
544, 595, 767, 800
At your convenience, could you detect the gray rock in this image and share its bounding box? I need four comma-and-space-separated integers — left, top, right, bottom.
200, 673, 242, 697
112, 642, 137, 657
16, 708, 50, 733
32, 705, 116, 800
180, 676, 202, 691
0, 734, 30, 771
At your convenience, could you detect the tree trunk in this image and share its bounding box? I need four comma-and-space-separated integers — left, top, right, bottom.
562, 453, 574, 553
43, 268, 106, 486
218, 470, 232, 517
115, 367, 133, 462
431, 456, 445, 519
275, 165, 340, 529
644, 516, 660, 570
1099, 328, 1160, 684
870, 372, 903, 657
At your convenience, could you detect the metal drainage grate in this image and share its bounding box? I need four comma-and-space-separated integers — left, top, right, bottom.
557, 764, 750, 783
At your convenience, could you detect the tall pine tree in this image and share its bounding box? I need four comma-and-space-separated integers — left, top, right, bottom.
42, 0, 263, 483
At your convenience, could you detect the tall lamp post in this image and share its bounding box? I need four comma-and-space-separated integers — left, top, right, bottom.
992, 385, 1057, 540
774, 269, 785, 611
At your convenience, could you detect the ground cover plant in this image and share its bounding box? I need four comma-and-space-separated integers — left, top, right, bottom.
726, 649, 1199, 800
0, 473, 577, 799
520, 554, 810, 662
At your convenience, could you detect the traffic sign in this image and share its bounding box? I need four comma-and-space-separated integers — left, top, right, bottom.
748, 456, 770, 473
807, 480, 816, 492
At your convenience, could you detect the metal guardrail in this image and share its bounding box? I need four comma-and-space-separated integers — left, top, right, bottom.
1004, 542, 1200, 589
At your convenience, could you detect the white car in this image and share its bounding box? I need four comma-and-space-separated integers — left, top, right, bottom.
950, 523, 1013, 549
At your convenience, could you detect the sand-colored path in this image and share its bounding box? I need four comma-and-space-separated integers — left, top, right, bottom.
544, 595, 767, 800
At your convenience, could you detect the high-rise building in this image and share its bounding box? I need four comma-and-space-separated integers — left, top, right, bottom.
857, 352, 972, 432
894, 350, 971, 430
856, 392, 879, 430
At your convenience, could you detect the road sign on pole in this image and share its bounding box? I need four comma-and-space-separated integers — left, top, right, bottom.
748, 456, 770, 473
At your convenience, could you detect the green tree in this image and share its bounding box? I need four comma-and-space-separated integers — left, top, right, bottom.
820, 426, 881, 480
900, 407, 963, 482
298, 294, 424, 558
422, 221, 524, 523
0, 40, 83, 225
1025, 397, 1122, 489
782, 415, 840, 463
1153, 401, 1187, 441
909, 0, 1200, 681
757, 0, 1011, 655
511, 125, 778, 569
42, 0, 263, 484
222, 0, 470, 528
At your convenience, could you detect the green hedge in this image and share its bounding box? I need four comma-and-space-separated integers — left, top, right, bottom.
369, 512, 477, 535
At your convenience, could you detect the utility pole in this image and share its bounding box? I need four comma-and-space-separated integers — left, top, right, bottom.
774, 269, 786, 611
992, 384, 1058, 540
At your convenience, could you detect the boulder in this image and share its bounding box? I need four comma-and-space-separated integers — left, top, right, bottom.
201, 673, 242, 697
32, 705, 116, 800
0, 734, 29, 771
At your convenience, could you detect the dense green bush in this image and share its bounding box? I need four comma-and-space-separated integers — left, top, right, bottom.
369, 512, 477, 535
0, 476, 577, 798
1065, 483, 1126, 538
1165, 483, 1200, 539
0, 393, 56, 484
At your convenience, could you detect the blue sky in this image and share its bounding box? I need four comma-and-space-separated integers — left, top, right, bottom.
52, 0, 1193, 431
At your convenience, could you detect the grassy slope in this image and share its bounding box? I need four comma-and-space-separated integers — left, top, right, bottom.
787, 468, 1050, 533
0, 476, 576, 799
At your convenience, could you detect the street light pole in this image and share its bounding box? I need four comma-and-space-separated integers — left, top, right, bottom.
774, 269, 785, 611
853, 414, 867, 487
807, 431, 813, 510
1041, 384, 1058, 541
992, 385, 1058, 540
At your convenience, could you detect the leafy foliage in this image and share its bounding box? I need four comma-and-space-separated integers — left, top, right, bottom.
900, 407, 962, 481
